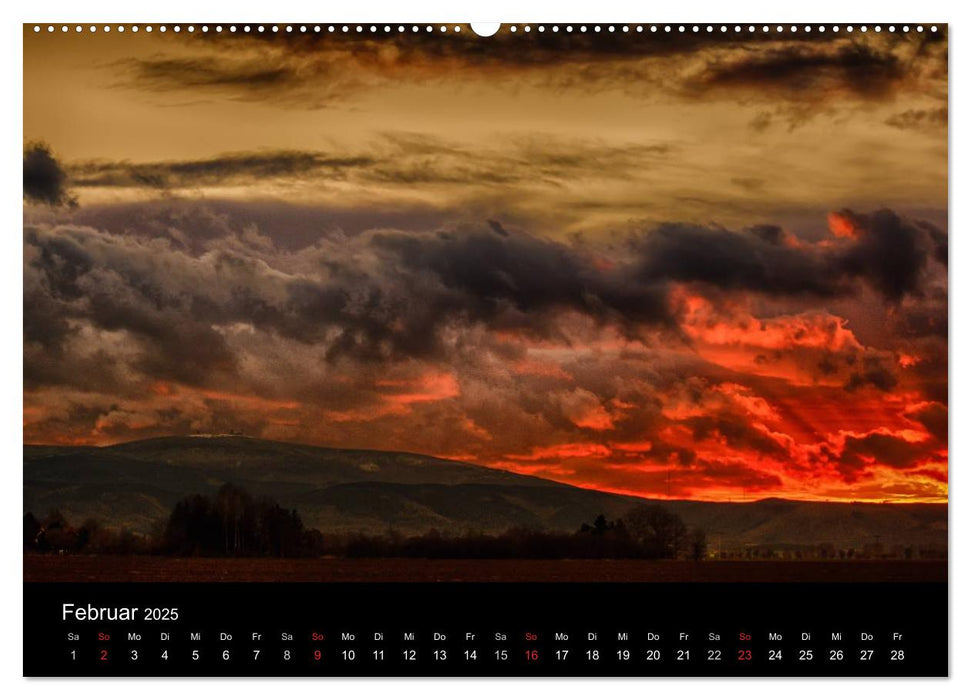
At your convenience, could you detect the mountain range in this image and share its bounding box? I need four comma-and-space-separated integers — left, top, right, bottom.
24, 436, 947, 551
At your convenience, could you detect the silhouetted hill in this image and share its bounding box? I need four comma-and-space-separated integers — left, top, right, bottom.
24, 436, 947, 551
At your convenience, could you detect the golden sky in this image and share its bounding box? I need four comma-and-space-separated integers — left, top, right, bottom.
23, 26, 948, 502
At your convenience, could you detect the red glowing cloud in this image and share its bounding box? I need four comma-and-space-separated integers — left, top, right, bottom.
23, 208, 947, 503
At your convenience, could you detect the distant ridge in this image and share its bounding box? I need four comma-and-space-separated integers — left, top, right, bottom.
24, 436, 947, 551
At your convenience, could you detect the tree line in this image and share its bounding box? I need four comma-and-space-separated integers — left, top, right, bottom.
338, 508, 706, 560
24, 483, 705, 560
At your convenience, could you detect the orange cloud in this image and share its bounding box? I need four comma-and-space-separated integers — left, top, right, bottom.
679, 293, 861, 354
828, 210, 860, 238
326, 371, 460, 423
559, 388, 620, 431
504, 442, 614, 462
897, 352, 921, 368
511, 357, 572, 380
199, 389, 300, 411
377, 371, 460, 405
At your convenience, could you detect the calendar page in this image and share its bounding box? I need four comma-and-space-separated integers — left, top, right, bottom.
22, 21, 948, 677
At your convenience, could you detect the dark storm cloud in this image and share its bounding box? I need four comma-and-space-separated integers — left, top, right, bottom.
635, 222, 838, 297
23, 143, 76, 207
25, 224, 240, 387
896, 300, 948, 340
748, 224, 784, 244
635, 209, 946, 303
23, 283, 73, 352
24, 341, 129, 395
28, 228, 94, 299
88, 293, 237, 385
685, 415, 788, 458
833, 209, 939, 301
906, 402, 948, 444
908, 351, 949, 406
838, 431, 939, 482
270, 223, 679, 363
22, 219, 671, 385
844, 355, 898, 392
370, 226, 672, 331
23, 206, 945, 394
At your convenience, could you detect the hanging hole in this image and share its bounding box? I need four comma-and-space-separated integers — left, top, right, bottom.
470, 23, 500, 37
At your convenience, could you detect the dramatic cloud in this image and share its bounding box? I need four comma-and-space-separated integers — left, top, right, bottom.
24, 207, 944, 374
23, 203, 948, 501
23, 143, 76, 207
118, 28, 945, 112
22, 27, 948, 502
635, 209, 946, 302
905, 401, 948, 444
23, 218, 671, 369
837, 429, 943, 482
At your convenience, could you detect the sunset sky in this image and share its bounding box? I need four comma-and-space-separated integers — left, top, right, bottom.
23, 25, 948, 502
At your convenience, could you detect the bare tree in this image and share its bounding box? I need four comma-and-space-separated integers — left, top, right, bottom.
625, 505, 689, 559
689, 528, 707, 561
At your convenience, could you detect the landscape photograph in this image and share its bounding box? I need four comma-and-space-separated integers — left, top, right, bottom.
23, 25, 947, 582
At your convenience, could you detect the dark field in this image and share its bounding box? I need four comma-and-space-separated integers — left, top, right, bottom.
24, 554, 947, 583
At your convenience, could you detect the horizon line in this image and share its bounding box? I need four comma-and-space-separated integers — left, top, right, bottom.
23, 433, 949, 507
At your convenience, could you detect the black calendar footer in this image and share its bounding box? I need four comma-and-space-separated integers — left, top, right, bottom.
24, 581, 947, 677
